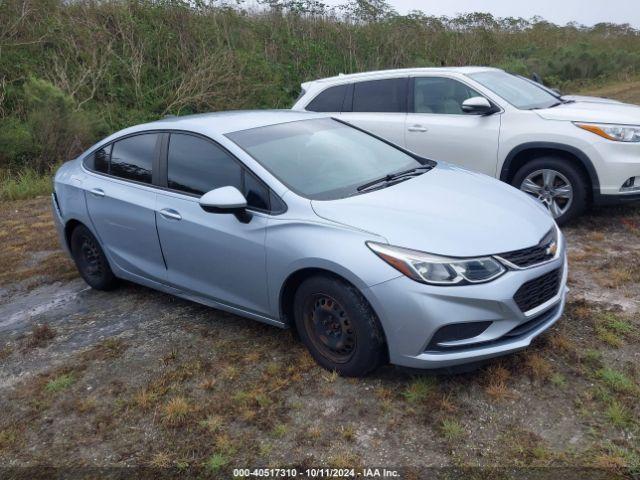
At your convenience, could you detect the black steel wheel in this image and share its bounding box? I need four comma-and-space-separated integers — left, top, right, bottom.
70, 224, 118, 290
293, 275, 386, 377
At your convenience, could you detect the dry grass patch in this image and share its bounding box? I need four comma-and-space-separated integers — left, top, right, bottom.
22, 323, 57, 349
162, 396, 192, 426
524, 353, 553, 381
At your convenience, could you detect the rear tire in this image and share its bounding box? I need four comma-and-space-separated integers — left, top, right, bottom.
511, 156, 588, 225
70, 225, 118, 290
293, 275, 386, 377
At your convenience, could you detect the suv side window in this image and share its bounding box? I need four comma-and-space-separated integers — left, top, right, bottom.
352, 78, 406, 113
413, 77, 482, 114
306, 84, 347, 112
167, 133, 272, 212
110, 133, 159, 183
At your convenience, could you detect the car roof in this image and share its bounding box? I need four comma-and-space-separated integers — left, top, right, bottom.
116, 110, 328, 139
300, 66, 501, 89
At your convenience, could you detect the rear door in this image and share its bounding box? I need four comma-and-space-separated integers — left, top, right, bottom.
405, 76, 501, 176
83, 133, 167, 283
154, 132, 272, 315
305, 78, 408, 147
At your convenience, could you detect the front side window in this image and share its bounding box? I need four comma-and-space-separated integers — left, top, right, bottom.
352, 78, 406, 113
167, 133, 271, 211
110, 134, 158, 183
413, 77, 482, 114
227, 118, 425, 200
468, 71, 560, 110
306, 84, 347, 112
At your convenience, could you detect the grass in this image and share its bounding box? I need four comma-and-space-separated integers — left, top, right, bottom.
162, 397, 191, 426
597, 368, 636, 394
45, 373, 75, 393
605, 401, 633, 428
23, 324, 56, 349
402, 376, 437, 403
0, 169, 52, 201
204, 452, 230, 472
440, 419, 464, 441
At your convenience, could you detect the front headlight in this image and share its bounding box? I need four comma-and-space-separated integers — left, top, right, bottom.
575, 122, 640, 142
367, 242, 506, 286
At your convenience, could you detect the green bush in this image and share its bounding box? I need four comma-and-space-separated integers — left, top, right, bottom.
0, 0, 638, 178
0, 168, 52, 201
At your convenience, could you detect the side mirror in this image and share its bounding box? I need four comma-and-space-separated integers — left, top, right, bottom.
461, 96, 496, 115
199, 186, 252, 223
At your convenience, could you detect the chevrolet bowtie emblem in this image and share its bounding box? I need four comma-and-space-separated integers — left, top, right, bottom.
546, 241, 558, 256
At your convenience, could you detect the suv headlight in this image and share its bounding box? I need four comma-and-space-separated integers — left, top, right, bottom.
367, 242, 506, 286
575, 122, 640, 142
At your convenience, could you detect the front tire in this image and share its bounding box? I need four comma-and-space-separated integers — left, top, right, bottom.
70, 224, 118, 290
511, 156, 588, 225
293, 275, 386, 377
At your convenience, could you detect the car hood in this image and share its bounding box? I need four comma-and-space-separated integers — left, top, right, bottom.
561, 95, 622, 105
311, 163, 555, 257
535, 101, 640, 124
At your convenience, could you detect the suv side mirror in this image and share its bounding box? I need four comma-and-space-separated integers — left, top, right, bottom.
462, 96, 496, 115
199, 186, 252, 223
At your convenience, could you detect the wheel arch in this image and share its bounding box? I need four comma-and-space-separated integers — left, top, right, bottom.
278, 267, 379, 331
64, 218, 84, 250
500, 142, 599, 197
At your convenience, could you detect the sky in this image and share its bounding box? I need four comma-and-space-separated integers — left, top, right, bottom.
320, 0, 640, 27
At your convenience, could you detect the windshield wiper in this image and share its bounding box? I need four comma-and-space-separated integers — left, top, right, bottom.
356, 165, 432, 193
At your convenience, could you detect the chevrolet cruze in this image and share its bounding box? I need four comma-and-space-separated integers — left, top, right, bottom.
52, 111, 568, 376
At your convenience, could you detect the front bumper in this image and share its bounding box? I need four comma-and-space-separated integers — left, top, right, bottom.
585, 138, 640, 201
365, 246, 568, 369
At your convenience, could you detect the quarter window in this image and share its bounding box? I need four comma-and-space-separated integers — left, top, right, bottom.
306, 84, 347, 112
352, 78, 406, 113
167, 133, 272, 211
110, 134, 158, 183
413, 77, 482, 114
84, 144, 111, 174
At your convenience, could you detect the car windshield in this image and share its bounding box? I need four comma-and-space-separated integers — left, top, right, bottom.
468, 71, 560, 110
226, 118, 426, 200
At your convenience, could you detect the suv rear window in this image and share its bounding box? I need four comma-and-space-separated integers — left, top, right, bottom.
306, 84, 347, 112
352, 78, 406, 113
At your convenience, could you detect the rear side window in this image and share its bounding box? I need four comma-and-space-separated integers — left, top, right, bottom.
84, 144, 111, 174
305, 84, 347, 112
167, 133, 272, 211
352, 78, 406, 113
110, 134, 159, 183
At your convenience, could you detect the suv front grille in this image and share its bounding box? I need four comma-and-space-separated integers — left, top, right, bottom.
513, 268, 562, 313
497, 228, 557, 268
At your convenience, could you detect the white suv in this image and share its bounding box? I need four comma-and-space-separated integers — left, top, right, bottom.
292, 67, 640, 224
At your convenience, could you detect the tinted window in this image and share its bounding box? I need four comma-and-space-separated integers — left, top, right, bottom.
227, 118, 424, 200
110, 134, 158, 183
167, 133, 271, 211
84, 144, 111, 174
352, 78, 406, 113
306, 84, 347, 112
413, 77, 482, 114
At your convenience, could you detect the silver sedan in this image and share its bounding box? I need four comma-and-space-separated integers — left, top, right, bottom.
52, 111, 567, 376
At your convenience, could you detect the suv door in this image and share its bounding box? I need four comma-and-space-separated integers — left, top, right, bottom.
83, 133, 167, 283
307, 78, 408, 146
405, 76, 501, 176
155, 132, 272, 315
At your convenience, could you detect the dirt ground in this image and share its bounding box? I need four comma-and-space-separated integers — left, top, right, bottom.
1, 88, 640, 479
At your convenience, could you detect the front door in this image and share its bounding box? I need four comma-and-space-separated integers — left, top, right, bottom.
405, 76, 501, 176
154, 132, 270, 315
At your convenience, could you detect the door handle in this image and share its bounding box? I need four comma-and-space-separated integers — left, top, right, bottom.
89, 188, 105, 197
159, 208, 182, 221
407, 125, 428, 132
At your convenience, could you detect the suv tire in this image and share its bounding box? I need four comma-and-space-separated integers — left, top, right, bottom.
511, 156, 588, 225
